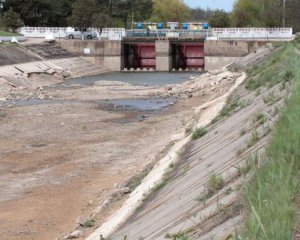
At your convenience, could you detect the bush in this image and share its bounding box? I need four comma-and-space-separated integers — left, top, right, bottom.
192, 127, 207, 140
2, 8, 23, 32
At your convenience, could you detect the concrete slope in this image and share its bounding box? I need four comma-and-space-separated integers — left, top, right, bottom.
24, 43, 77, 59
0, 45, 40, 66
109, 83, 283, 240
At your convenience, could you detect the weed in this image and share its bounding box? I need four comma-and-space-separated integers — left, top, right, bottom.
169, 162, 175, 168
239, 128, 247, 136
263, 92, 277, 106
212, 96, 249, 124
284, 69, 294, 82
192, 127, 207, 140
207, 173, 225, 192
246, 77, 262, 90
185, 127, 192, 135
165, 231, 190, 240
255, 88, 261, 96
236, 147, 245, 157
197, 173, 225, 203
252, 113, 267, 125
246, 130, 259, 148
83, 218, 95, 228
225, 187, 234, 195
126, 165, 152, 191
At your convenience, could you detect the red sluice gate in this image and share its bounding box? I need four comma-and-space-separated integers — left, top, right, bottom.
131, 43, 156, 69
175, 42, 205, 69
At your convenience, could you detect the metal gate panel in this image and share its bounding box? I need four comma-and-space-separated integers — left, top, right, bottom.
176, 42, 205, 69
131, 43, 156, 68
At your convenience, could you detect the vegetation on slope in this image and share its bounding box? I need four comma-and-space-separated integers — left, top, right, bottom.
242, 41, 300, 239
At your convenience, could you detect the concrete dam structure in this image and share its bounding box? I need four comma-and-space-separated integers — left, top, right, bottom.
57, 39, 267, 72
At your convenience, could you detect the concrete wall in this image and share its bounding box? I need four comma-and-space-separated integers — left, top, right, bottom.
58, 40, 122, 70
205, 56, 240, 71
205, 40, 267, 57
104, 41, 122, 71
59, 40, 104, 65
155, 40, 171, 71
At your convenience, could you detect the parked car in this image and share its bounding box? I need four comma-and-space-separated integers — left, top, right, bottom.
66, 27, 97, 40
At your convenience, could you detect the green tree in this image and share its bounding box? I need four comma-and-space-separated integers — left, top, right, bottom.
230, 0, 289, 28
2, 7, 23, 32
208, 10, 230, 28
2, 0, 75, 26
151, 0, 191, 23
113, 0, 153, 28
68, 0, 97, 30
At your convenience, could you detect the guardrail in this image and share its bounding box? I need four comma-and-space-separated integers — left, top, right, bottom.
18, 27, 126, 40
212, 28, 293, 40
125, 29, 208, 39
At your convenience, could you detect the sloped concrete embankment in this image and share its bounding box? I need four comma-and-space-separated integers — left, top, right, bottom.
0, 45, 40, 66
109, 77, 287, 240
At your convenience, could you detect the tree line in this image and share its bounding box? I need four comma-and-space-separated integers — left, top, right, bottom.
0, 0, 299, 32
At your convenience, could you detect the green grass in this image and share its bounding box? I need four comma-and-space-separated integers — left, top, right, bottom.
242, 42, 300, 239
0, 30, 22, 36
245, 45, 296, 91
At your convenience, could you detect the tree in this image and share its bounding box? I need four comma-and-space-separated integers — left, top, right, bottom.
230, 0, 298, 28
113, 0, 153, 28
68, 0, 97, 30
93, 12, 113, 35
151, 0, 191, 23
2, 7, 23, 32
208, 10, 230, 28
2, 0, 75, 26
190, 7, 214, 22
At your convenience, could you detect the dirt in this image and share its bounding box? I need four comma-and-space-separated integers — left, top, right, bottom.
0, 61, 236, 240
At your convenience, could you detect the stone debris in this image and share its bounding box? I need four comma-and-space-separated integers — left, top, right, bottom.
63, 230, 83, 239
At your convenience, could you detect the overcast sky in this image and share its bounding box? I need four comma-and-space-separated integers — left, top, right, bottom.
185, 0, 236, 12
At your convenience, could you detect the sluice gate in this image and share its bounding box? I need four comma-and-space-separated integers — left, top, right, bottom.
172, 42, 205, 70
122, 40, 205, 71
123, 43, 156, 70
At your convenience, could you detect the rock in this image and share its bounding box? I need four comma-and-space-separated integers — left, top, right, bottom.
0, 98, 6, 102
38, 94, 46, 100
46, 69, 56, 75
62, 72, 71, 78
64, 230, 83, 239
187, 93, 193, 98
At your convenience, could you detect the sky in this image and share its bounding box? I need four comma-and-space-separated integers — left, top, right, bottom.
185, 0, 236, 12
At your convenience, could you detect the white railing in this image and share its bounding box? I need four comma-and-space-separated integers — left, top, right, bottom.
18, 27, 126, 40
212, 28, 293, 40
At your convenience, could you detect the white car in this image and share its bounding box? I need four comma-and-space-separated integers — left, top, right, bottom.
66, 27, 97, 40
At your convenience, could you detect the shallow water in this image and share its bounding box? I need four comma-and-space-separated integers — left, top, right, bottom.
3, 97, 175, 112
65, 72, 200, 86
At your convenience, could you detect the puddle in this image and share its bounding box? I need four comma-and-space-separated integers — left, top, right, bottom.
3, 97, 175, 112
62, 72, 200, 87
108, 98, 175, 111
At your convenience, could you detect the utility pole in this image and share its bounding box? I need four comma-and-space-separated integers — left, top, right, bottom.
282, 0, 287, 27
